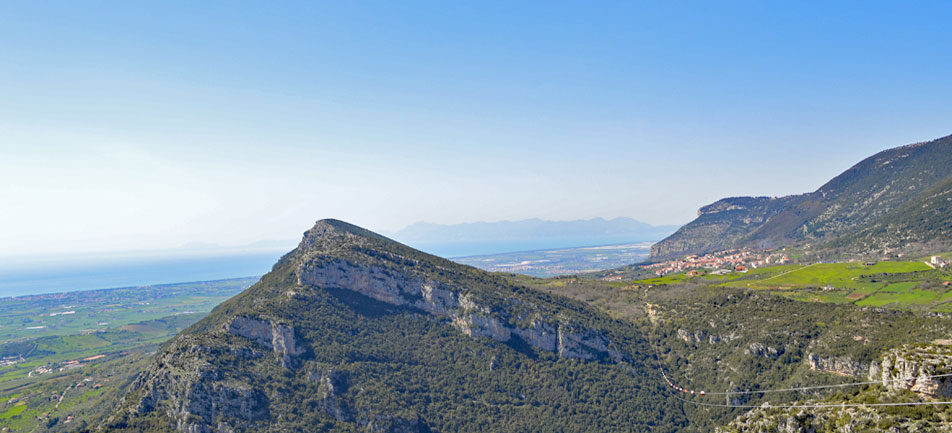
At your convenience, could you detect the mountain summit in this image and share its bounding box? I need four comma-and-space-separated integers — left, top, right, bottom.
651, 134, 952, 259
105, 219, 681, 432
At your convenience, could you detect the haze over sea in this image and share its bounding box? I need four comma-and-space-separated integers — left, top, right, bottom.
0, 241, 556, 297
0, 234, 664, 297
0, 252, 285, 297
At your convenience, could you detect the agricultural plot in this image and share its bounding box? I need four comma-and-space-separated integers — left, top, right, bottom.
0, 278, 255, 342
0, 278, 254, 431
0, 348, 153, 432
718, 261, 952, 311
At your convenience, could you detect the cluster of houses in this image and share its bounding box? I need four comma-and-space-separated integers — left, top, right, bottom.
931, 256, 949, 268
645, 249, 791, 276
28, 354, 109, 377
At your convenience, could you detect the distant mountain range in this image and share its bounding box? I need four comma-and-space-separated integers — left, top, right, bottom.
384, 217, 678, 257
651, 134, 952, 259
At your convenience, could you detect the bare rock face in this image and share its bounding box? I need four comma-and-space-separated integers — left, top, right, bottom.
558, 328, 616, 360
806, 353, 868, 377
454, 313, 512, 341
872, 344, 952, 398
120, 338, 270, 433
225, 316, 305, 368
677, 329, 708, 344
512, 318, 558, 352
297, 257, 623, 362
746, 343, 781, 360
306, 367, 353, 422
676, 328, 739, 345
111, 219, 637, 433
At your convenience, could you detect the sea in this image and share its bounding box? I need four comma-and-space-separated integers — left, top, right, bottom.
0, 251, 287, 298
0, 238, 653, 298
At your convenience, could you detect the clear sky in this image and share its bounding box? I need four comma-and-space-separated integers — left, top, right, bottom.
2, 1, 951, 256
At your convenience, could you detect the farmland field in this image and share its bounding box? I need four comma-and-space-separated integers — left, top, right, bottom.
0, 278, 254, 431
717, 261, 952, 311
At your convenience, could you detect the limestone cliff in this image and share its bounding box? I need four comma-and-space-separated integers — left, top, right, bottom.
806, 353, 868, 377
871, 344, 952, 399
105, 219, 664, 433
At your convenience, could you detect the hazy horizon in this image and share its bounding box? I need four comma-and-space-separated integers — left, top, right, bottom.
0, 216, 676, 297
3, 2, 952, 257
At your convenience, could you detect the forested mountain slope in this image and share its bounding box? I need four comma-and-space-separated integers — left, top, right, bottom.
103, 220, 686, 432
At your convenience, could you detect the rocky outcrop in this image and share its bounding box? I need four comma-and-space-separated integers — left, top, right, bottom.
720, 410, 820, 433
806, 353, 867, 377
225, 316, 305, 367
745, 343, 781, 360
298, 258, 622, 362
677, 329, 741, 345
871, 344, 952, 399
306, 367, 353, 422
511, 317, 558, 351
108, 219, 649, 433
120, 339, 270, 433
557, 328, 618, 360
718, 405, 897, 433
677, 329, 708, 343
718, 388, 952, 432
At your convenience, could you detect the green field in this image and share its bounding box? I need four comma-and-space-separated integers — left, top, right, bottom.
0, 278, 256, 343
623, 259, 952, 311
714, 261, 952, 310
0, 278, 254, 431
0, 348, 154, 432
723, 261, 930, 289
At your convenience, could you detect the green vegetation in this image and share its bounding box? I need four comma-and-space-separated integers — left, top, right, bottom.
0, 279, 254, 432
719, 386, 952, 432
711, 260, 952, 311
618, 259, 952, 312
535, 275, 952, 430
0, 278, 255, 342
107, 220, 690, 432
723, 262, 930, 290
652, 135, 952, 260
0, 348, 154, 432
2, 219, 949, 432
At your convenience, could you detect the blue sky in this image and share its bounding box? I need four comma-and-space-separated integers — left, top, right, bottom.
1, 1, 951, 256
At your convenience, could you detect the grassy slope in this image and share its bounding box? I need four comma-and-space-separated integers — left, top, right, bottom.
618, 259, 952, 312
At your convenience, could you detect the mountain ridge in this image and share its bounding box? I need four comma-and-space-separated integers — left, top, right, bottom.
104, 219, 684, 432
651, 134, 952, 259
